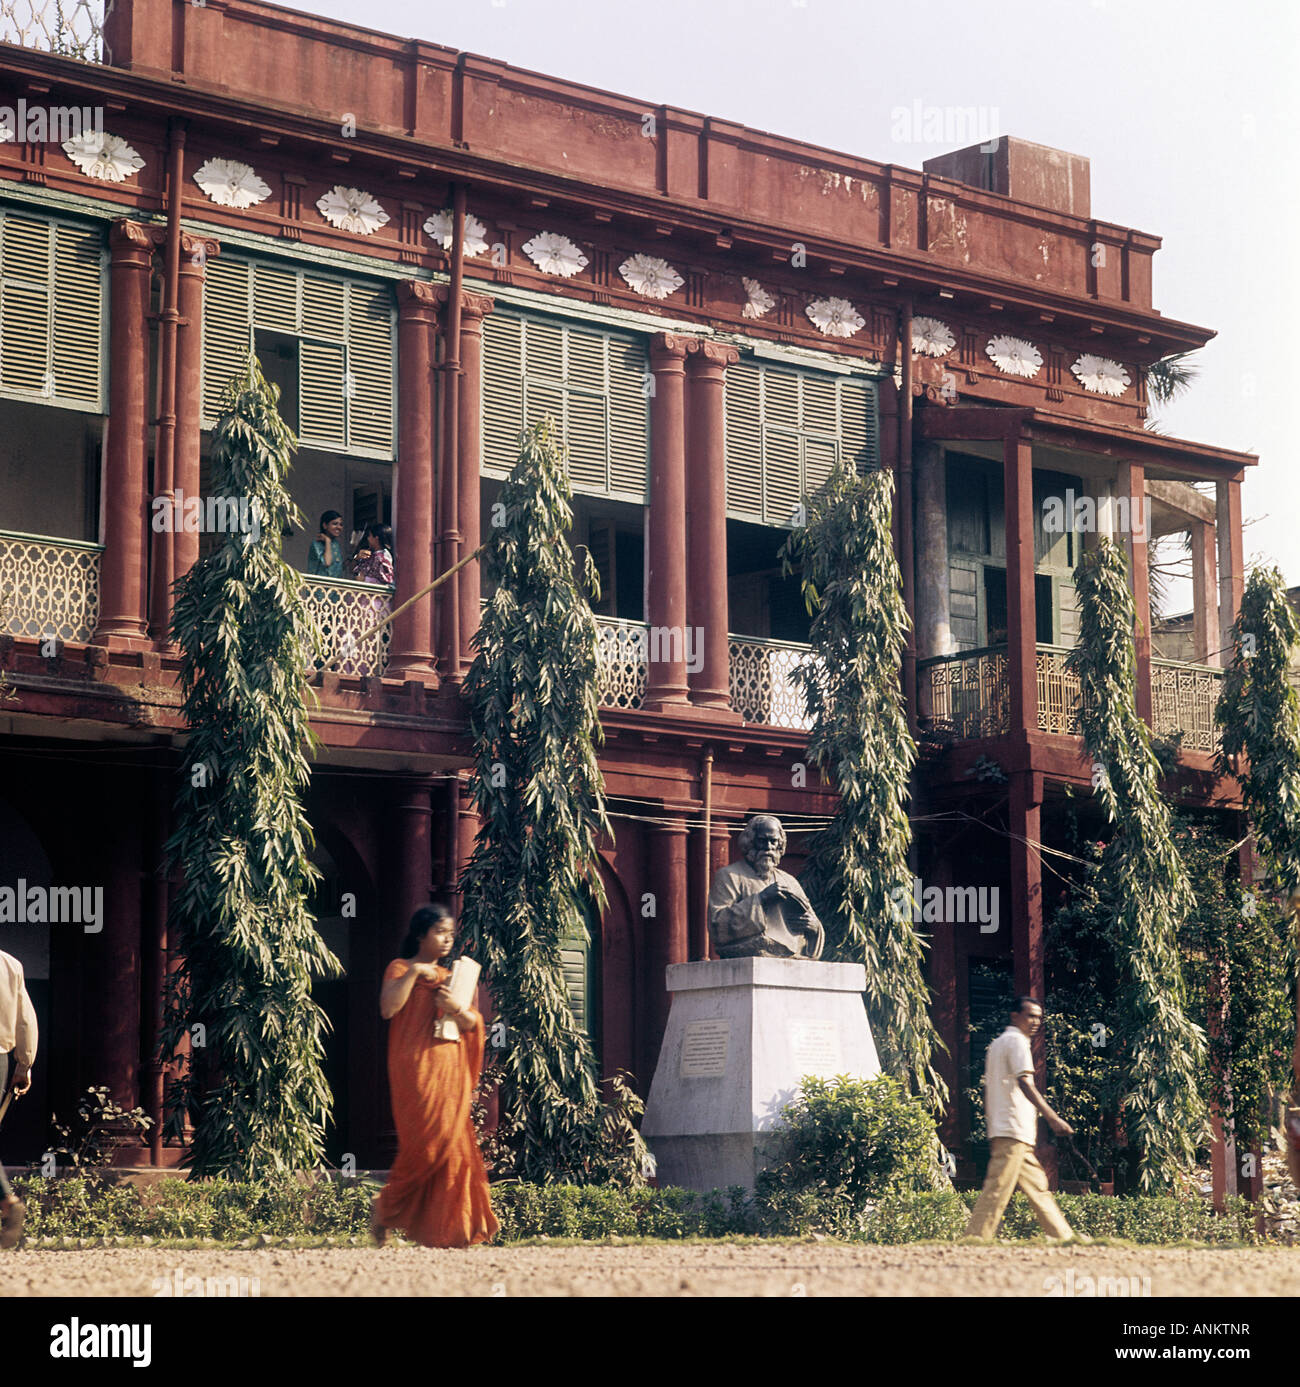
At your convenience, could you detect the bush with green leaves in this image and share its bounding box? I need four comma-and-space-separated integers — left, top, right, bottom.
756, 1074, 945, 1232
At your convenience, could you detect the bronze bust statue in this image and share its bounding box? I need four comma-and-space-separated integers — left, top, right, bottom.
708, 814, 825, 960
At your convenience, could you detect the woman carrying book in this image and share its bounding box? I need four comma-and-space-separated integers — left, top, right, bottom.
372, 904, 499, 1249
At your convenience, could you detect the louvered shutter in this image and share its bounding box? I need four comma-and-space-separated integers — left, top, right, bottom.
803, 435, 838, 498
565, 326, 608, 494
764, 428, 802, 526
51, 223, 103, 405
838, 376, 878, 472
608, 337, 648, 500
344, 280, 394, 456
1, 214, 51, 398
482, 312, 524, 475
299, 341, 346, 449
202, 257, 252, 423
724, 359, 763, 521
253, 262, 299, 333
559, 915, 594, 1039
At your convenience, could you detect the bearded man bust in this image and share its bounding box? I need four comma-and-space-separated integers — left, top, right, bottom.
708, 815, 825, 960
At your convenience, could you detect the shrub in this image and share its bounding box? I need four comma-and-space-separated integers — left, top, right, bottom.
755, 1074, 945, 1232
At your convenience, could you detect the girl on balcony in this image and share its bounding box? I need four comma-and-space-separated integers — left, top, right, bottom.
351, 523, 395, 586
307, 510, 346, 578
371, 904, 499, 1249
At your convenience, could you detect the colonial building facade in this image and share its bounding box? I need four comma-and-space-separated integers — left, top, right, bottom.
0, 0, 1255, 1175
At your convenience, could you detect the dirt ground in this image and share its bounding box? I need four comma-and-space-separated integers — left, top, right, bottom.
3, 1242, 1299, 1296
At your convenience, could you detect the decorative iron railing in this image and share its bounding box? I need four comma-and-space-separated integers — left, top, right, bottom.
728, 635, 815, 730
0, 529, 102, 643
300, 574, 392, 678
0, 0, 105, 60
594, 617, 648, 711
1036, 644, 1084, 736
1151, 659, 1222, 753
920, 646, 1011, 740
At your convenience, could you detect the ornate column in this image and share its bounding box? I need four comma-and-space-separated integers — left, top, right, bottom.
1002, 427, 1037, 731
457, 291, 494, 674
643, 812, 690, 1083
93, 221, 153, 649
684, 341, 737, 709
914, 440, 953, 723
388, 282, 439, 683
172, 234, 219, 588
1119, 460, 1152, 725
645, 334, 690, 709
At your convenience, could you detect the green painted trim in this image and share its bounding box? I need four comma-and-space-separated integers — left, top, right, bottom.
0, 180, 126, 224
181, 216, 430, 284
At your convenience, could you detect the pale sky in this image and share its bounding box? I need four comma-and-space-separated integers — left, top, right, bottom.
297, 0, 1299, 610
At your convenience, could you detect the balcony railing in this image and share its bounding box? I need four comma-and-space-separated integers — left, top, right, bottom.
300, 575, 392, 678
0, 0, 104, 60
0, 529, 102, 644
728, 635, 815, 730
921, 643, 1225, 752
1151, 659, 1222, 753
594, 617, 649, 710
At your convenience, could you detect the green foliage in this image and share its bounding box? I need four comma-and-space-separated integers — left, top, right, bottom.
1217, 565, 1300, 913
757, 1075, 946, 1233
460, 419, 645, 1185
49, 1086, 154, 1173
1066, 539, 1207, 1189
1179, 817, 1296, 1152
160, 355, 339, 1177
1143, 351, 1200, 410
780, 462, 945, 1109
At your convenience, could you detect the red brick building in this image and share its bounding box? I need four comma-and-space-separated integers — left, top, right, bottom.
0, 0, 1255, 1174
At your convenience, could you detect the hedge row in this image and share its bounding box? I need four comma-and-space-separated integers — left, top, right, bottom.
9, 1175, 1264, 1245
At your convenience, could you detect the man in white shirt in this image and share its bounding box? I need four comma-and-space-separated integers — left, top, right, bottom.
964, 996, 1079, 1241
0, 948, 38, 1248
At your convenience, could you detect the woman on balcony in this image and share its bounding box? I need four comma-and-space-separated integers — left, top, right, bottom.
307, 511, 346, 578
351, 523, 395, 586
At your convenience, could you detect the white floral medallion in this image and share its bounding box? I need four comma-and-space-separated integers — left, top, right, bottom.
521, 231, 588, 278
193, 157, 272, 210
424, 209, 490, 258
317, 186, 390, 236
1071, 353, 1130, 397
911, 315, 955, 357
742, 277, 776, 319
805, 296, 865, 338
618, 253, 684, 300
62, 131, 145, 183
985, 334, 1043, 378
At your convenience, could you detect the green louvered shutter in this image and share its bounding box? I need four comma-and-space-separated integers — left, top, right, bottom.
299, 341, 346, 449
724, 358, 763, 521
253, 262, 299, 333
803, 435, 838, 498
838, 376, 878, 472
559, 911, 596, 1042
608, 336, 648, 499
51, 223, 103, 405
344, 280, 394, 456
764, 428, 802, 527
1, 214, 50, 397
564, 325, 608, 494
202, 256, 252, 423
482, 312, 524, 475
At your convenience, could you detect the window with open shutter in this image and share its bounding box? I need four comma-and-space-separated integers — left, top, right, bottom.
201, 254, 394, 458
481, 310, 648, 502
0, 211, 104, 410
559, 904, 599, 1046
724, 358, 879, 525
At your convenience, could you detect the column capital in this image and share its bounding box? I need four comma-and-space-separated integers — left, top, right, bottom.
397, 279, 443, 316
109, 218, 154, 263
176, 233, 221, 277
685, 340, 739, 371
429, 284, 495, 322
649, 331, 691, 366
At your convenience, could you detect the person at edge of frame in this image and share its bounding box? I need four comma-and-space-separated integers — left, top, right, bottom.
0, 947, 38, 1248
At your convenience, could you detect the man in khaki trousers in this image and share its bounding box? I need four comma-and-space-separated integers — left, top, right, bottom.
964, 997, 1080, 1242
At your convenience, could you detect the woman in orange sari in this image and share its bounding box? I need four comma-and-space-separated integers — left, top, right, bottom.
371, 904, 499, 1248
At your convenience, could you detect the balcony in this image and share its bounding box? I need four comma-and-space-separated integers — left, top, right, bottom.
0, 530, 102, 643
0, 0, 104, 60
300, 575, 392, 678
920, 644, 1224, 752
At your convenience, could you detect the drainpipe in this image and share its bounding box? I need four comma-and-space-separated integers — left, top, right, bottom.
437, 185, 466, 678
898, 299, 917, 733
695, 748, 713, 961
149, 117, 185, 645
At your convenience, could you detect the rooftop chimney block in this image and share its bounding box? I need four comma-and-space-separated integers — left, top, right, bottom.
923, 137, 1091, 219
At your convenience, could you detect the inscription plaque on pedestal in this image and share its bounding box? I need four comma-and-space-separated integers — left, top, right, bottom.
680, 1018, 730, 1077
788, 1019, 844, 1075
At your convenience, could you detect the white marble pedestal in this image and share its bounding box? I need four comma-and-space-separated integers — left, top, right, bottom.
641, 957, 881, 1192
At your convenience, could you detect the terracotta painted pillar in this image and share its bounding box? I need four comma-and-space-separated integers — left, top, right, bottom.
389, 777, 435, 943
926, 845, 961, 1150
1119, 460, 1152, 725
93, 221, 153, 649
1008, 771, 1044, 1039
172, 234, 218, 588
95, 770, 143, 1119
684, 341, 737, 709
1002, 429, 1037, 731
1191, 520, 1218, 666
643, 813, 689, 1082
457, 291, 494, 674
645, 334, 690, 709
1216, 477, 1245, 661
388, 282, 439, 683
914, 440, 952, 724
